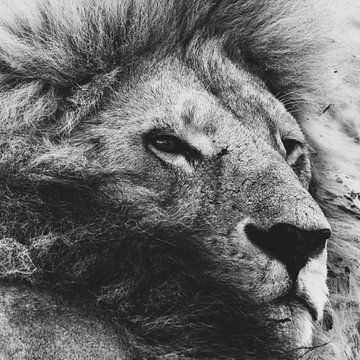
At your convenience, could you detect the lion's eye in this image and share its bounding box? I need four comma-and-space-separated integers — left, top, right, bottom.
281, 138, 306, 167
144, 132, 203, 166
148, 135, 184, 154
282, 139, 301, 157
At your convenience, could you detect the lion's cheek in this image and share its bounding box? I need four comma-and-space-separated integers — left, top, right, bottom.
236, 259, 290, 302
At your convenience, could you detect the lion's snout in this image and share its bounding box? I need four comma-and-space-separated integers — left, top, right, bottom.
245, 222, 331, 280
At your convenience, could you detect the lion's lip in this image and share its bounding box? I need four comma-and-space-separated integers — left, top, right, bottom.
292, 294, 318, 321
275, 290, 320, 322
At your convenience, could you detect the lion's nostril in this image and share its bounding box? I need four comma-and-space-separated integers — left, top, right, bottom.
245, 223, 331, 281
318, 228, 332, 240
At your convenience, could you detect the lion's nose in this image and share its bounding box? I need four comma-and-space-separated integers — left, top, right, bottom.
245, 223, 331, 280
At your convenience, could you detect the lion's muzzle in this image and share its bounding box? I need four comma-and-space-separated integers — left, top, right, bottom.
245, 223, 331, 281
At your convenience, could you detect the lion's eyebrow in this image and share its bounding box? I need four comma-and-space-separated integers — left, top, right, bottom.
180, 101, 196, 126
145, 125, 177, 138
178, 100, 217, 135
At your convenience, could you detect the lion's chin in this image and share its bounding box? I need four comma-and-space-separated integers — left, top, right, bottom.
265, 304, 314, 353
290, 309, 314, 348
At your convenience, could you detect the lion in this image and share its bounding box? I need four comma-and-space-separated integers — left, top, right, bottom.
0, 0, 359, 359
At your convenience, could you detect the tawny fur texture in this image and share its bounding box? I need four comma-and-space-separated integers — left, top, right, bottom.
0, 0, 359, 359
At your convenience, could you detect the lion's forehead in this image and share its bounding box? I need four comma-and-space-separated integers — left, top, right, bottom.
94, 59, 297, 153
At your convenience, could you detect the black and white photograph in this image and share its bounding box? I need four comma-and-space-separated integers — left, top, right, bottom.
0, 1, 359, 359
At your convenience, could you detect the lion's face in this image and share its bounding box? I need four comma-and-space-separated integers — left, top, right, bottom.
7, 55, 331, 358
48, 57, 329, 355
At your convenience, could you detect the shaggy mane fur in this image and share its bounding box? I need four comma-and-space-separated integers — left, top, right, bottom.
0, 0, 359, 359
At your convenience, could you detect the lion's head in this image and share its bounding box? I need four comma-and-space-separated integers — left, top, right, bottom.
1, 56, 331, 358
2, 0, 358, 359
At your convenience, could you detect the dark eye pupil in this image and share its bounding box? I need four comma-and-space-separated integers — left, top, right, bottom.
144, 131, 203, 162
282, 139, 299, 156
153, 136, 179, 153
